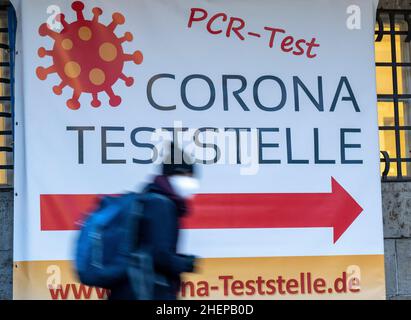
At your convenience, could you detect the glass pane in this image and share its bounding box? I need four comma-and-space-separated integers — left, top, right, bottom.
378, 102, 394, 126
400, 130, 411, 158
384, 161, 408, 178
398, 102, 409, 126
0, 11, 7, 29
402, 158, 410, 175
396, 36, 411, 63
380, 161, 398, 177
379, 130, 397, 158
394, 16, 406, 31
376, 67, 393, 94
375, 13, 390, 30
396, 67, 411, 94
375, 67, 411, 95
375, 35, 392, 62
0, 172, 6, 185
0, 102, 10, 113
378, 101, 409, 126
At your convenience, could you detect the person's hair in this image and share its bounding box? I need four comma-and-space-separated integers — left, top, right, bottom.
162, 142, 195, 176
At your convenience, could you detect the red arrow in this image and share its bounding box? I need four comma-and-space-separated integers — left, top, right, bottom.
182, 177, 363, 243
40, 177, 362, 243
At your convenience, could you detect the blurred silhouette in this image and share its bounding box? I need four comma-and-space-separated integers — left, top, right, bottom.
104, 144, 199, 300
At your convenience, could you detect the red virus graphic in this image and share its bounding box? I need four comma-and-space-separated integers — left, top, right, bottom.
36, 1, 143, 110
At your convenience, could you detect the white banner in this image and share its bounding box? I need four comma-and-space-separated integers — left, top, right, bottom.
12, 0, 385, 299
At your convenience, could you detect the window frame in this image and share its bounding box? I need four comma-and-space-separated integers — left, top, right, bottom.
376, 8, 411, 182
0, 1, 13, 190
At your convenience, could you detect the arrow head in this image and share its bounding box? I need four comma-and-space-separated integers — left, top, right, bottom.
331, 177, 363, 243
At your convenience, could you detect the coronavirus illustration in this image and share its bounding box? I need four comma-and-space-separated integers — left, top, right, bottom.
36, 1, 143, 110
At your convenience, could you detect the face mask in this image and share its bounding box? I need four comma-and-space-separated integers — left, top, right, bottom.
168, 176, 200, 199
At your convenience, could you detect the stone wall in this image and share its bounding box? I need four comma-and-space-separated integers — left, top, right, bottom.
382, 182, 411, 300
379, 0, 411, 10
0, 190, 13, 300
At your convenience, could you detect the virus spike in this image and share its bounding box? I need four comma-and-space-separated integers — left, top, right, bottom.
120, 32, 133, 43
36, 1, 143, 110
119, 73, 134, 87
67, 90, 81, 110
91, 93, 101, 108
72, 1, 85, 21
92, 7, 103, 23
106, 87, 122, 107
56, 13, 68, 29
36, 65, 57, 80
108, 13, 125, 31
38, 47, 53, 58
53, 81, 67, 95
124, 51, 144, 65
38, 23, 60, 39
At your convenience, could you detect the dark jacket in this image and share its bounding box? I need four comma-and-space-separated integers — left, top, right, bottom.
108, 175, 195, 300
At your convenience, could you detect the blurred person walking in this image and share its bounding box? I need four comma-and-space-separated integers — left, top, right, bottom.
107, 143, 199, 300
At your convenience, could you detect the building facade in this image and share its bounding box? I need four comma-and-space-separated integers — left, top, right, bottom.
1, 0, 411, 299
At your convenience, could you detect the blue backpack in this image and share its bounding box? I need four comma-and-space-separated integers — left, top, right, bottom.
74, 192, 154, 299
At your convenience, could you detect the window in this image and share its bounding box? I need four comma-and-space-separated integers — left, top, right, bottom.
0, 2, 12, 188
376, 9, 411, 181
